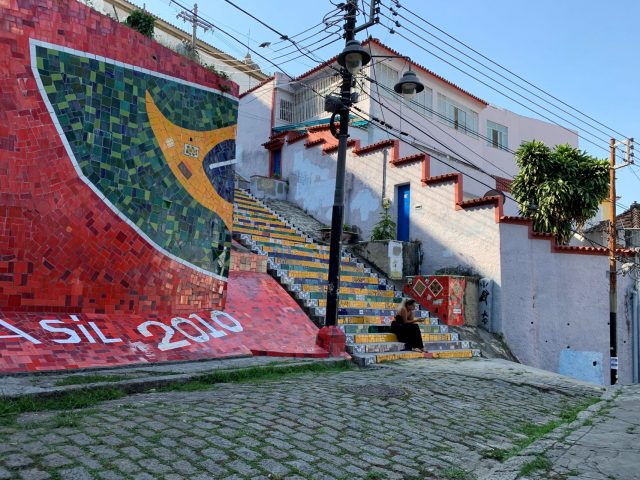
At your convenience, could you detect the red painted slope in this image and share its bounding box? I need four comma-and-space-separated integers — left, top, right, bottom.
225, 271, 329, 357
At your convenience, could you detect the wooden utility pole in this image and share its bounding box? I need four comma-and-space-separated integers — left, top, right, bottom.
176, 3, 209, 49
609, 138, 618, 385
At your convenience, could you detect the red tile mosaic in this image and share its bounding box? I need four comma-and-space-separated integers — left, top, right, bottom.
225, 271, 329, 358
404, 275, 466, 326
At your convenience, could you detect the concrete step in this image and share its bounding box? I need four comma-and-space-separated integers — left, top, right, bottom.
337, 315, 437, 325
233, 226, 308, 243
273, 261, 365, 275
269, 252, 360, 269
346, 340, 471, 355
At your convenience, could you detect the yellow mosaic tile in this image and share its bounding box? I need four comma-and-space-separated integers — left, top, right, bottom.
430, 350, 473, 359
376, 352, 424, 363
147, 91, 235, 229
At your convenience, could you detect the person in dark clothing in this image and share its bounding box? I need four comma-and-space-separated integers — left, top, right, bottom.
390, 298, 425, 352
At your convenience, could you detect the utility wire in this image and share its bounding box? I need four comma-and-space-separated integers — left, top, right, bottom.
375, 13, 615, 156
171, 0, 631, 259
378, 1, 628, 143
390, 1, 629, 140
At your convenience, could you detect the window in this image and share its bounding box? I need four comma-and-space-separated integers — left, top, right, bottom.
487, 120, 508, 150
437, 93, 479, 138
292, 74, 341, 123
279, 99, 293, 123
374, 61, 399, 100
406, 86, 433, 117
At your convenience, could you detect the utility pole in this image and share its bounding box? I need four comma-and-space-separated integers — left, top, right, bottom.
176, 3, 209, 49
608, 136, 635, 385
324, 0, 358, 327
609, 138, 618, 385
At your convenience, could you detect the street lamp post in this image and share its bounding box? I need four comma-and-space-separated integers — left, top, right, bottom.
318, 0, 424, 349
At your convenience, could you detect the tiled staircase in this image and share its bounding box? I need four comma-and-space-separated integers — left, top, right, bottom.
233, 189, 480, 365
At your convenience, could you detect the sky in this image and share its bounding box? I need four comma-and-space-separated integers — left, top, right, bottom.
134, 0, 640, 209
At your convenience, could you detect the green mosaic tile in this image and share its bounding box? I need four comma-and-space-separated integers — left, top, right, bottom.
35, 46, 237, 278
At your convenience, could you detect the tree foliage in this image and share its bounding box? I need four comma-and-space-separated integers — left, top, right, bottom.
370, 198, 397, 241
510, 140, 609, 244
124, 10, 155, 38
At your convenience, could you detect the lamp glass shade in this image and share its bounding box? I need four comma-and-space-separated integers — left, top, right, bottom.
345, 52, 363, 74
394, 70, 425, 100
401, 82, 417, 100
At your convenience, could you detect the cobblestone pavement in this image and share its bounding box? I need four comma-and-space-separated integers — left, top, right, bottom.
0, 358, 625, 480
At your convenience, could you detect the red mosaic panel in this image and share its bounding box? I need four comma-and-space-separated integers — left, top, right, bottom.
0, 1, 313, 372
404, 275, 466, 326
225, 271, 329, 358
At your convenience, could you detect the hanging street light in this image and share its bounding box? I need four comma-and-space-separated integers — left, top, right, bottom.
318, 0, 424, 357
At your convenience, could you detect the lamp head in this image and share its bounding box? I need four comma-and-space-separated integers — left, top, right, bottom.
338, 40, 371, 74
394, 69, 424, 100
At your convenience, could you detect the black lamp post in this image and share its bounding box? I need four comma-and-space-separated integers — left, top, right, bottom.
322, 0, 425, 331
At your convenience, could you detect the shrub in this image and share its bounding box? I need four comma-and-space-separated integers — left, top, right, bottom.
124, 10, 155, 38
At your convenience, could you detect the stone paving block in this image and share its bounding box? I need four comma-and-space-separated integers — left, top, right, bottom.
172, 459, 199, 475
200, 459, 228, 477
4, 453, 34, 468
133, 474, 157, 480
181, 436, 207, 449
258, 459, 290, 476
260, 445, 289, 460
113, 458, 141, 474
0, 467, 12, 480
227, 459, 260, 476
201, 447, 229, 462
57, 467, 93, 480
18, 469, 50, 480
120, 446, 145, 460
91, 445, 119, 459
97, 472, 124, 480
41, 453, 73, 468
139, 458, 173, 475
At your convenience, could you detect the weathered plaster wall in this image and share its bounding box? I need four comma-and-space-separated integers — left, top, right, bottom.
499, 222, 617, 385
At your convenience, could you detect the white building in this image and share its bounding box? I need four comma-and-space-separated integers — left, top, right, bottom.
84, 0, 269, 93
238, 38, 578, 222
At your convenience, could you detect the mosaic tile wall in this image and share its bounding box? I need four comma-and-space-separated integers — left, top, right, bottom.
404, 275, 466, 326
0, 0, 257, 371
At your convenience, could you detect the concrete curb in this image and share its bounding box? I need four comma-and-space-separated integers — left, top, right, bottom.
0, 357, 351, 402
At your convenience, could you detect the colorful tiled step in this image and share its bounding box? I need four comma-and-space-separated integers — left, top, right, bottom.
346, 333, 458, 345
339, 323, 449, 334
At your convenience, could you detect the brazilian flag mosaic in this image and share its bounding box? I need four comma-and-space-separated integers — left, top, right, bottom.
33, 43, 237, 279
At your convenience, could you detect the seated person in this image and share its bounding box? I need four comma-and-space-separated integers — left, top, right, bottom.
390, 298, 424, 352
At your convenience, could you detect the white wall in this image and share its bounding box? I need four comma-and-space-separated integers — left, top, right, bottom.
498, 222, 630, 385
236, 78, 275, 180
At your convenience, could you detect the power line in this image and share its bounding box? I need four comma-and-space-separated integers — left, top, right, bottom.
171, 0, 630, 258
387, 1, 630, 141
375, 14, 615, 156
378, 1, 629, 143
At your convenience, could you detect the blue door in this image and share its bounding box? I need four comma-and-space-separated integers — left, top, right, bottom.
271, 149, 282, 177
397, 184, 410, 241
